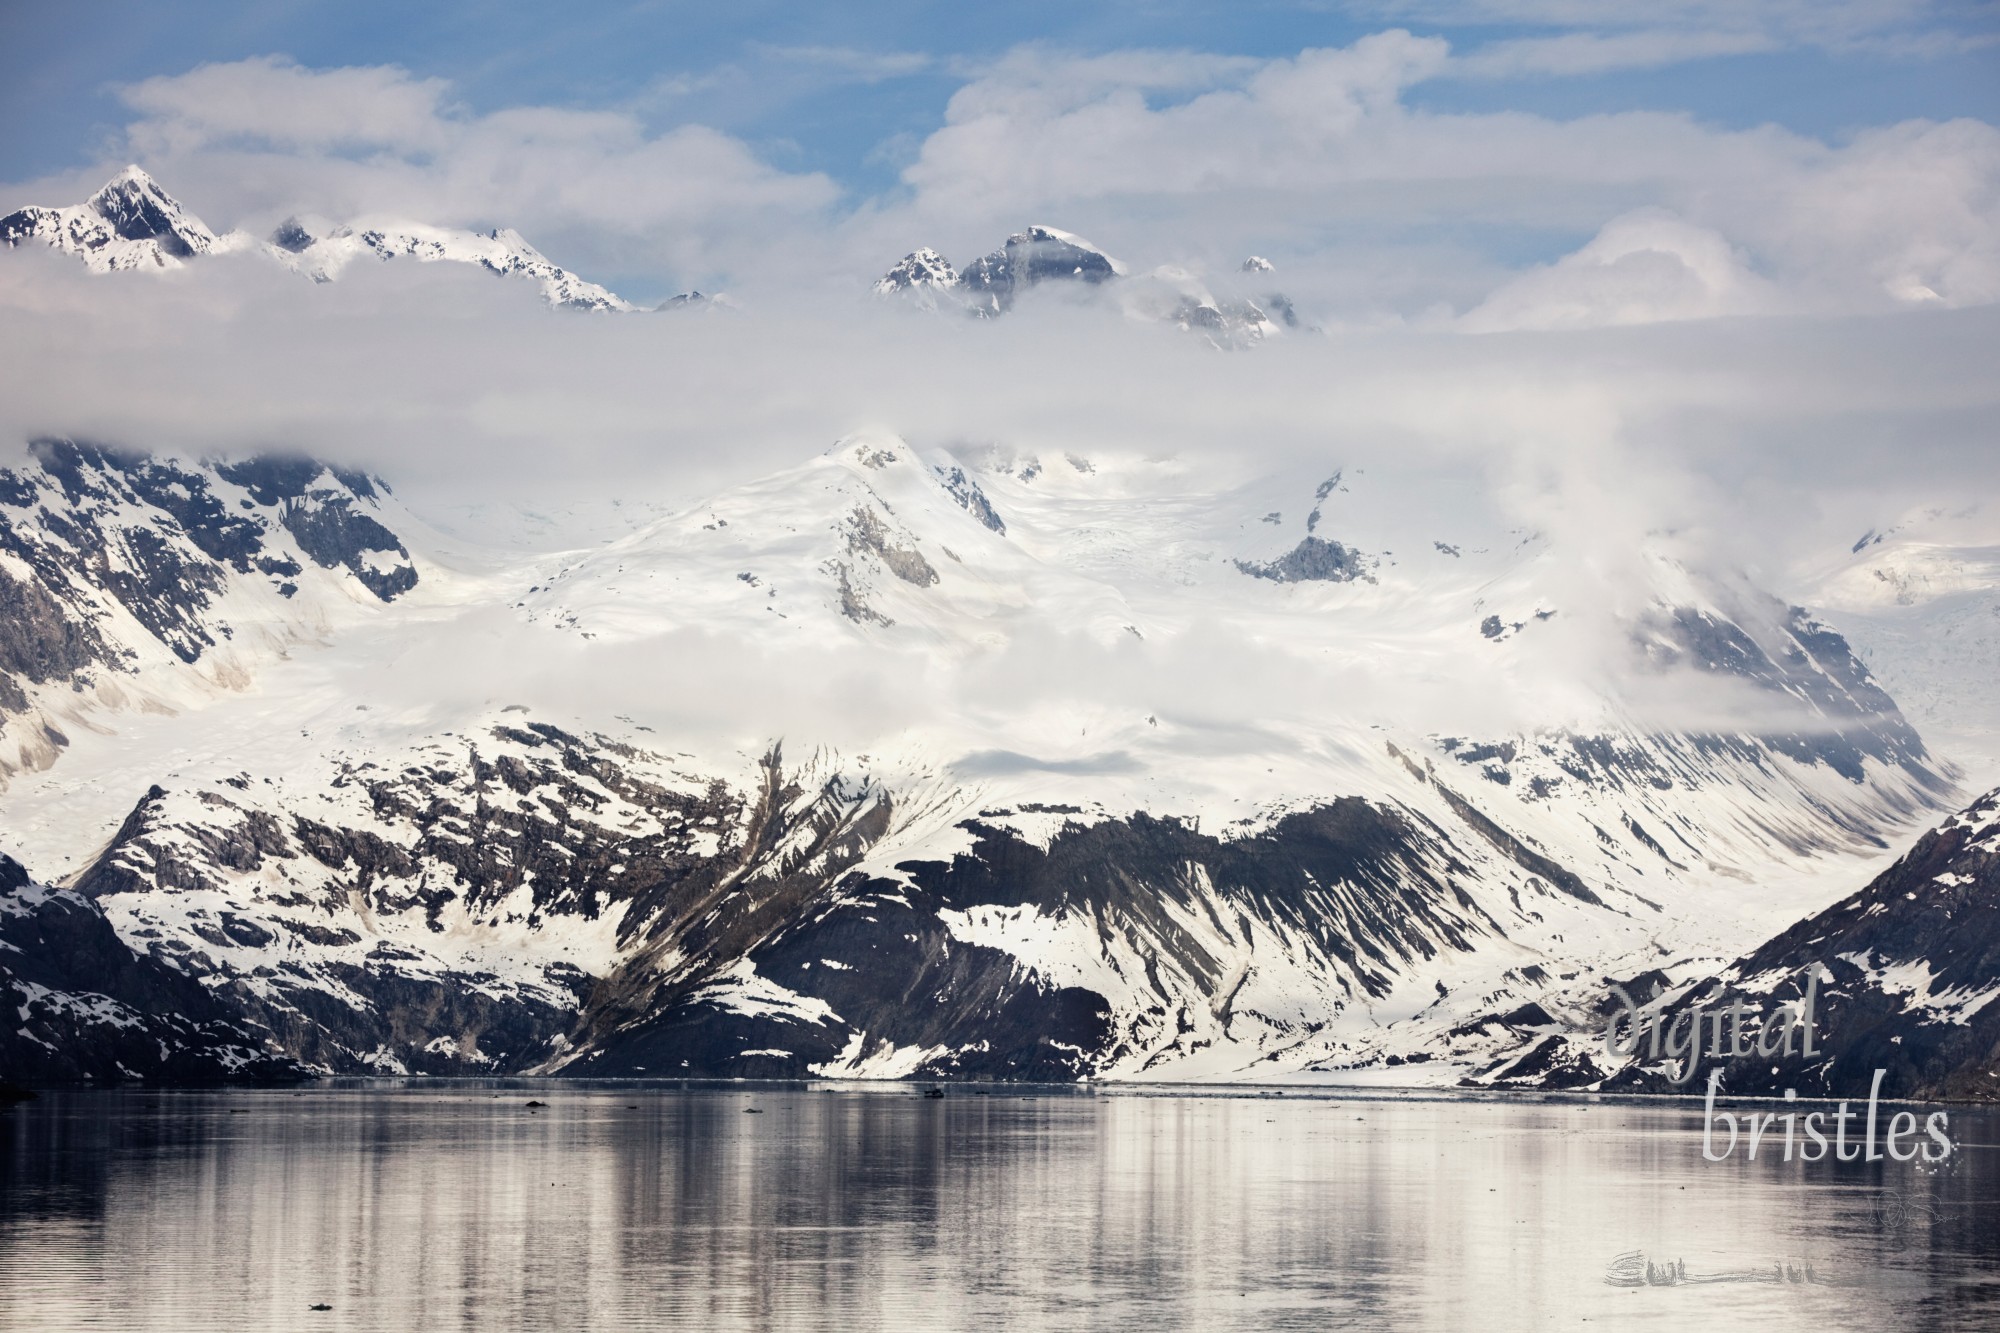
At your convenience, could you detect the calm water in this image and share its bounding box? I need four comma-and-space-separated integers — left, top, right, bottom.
1, 1082, 1995, 1331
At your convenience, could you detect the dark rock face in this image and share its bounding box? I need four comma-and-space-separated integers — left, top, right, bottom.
0, 208, 55, 250
565, 798, 1512, 1080
845, 507, 939, 587
60, 714, 1574, 1083
0, 441, 416, 746
270, 218, 315, 253
1235, 535, 1374, 584
1609, 788, 2000, 1102
0, 852, 304, 1085
71, 724, 781, 1075
936, 466, 1006, 535
0, 562, 109, 701
90, 175, 198, 252
1645, 603, 1932, 782
212, 453, 412, 596
953, 227, 1120, 316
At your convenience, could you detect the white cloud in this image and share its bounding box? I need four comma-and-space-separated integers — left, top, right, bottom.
121, 56, 455, 156
1448, 28, 1780, 78
1461, 209, 1777, 330
108, 57, 841, 292
750, 45, 936, 82
902, 33, 1453, 217
879, 34, 2000, 322
1361, 0, 1945, 44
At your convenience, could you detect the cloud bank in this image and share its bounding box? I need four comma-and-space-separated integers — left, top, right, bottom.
2, 29, 1992, 321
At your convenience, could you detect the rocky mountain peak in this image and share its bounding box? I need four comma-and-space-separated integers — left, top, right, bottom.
84, 165, 215, 256
1, 165, 222, 270
875, 226, 1123, 317
3, 169, 629, 309
873, 247, 960, 295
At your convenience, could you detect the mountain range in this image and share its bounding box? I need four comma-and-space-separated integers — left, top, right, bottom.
3, 168, 1298, 338
0, 425, 1990, 1096
1, 166, 640, 310
1, 168, 1994, 1097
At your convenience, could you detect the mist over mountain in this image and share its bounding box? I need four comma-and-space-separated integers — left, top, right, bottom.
1, 55, 1996, 1092
0, 412, 1988, 1087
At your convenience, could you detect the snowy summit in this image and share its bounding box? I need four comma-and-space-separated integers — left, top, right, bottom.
2, 167, 634, 310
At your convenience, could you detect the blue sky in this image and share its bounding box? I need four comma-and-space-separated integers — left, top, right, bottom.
6, 0, 1997, 198
3, 1, 1997, 317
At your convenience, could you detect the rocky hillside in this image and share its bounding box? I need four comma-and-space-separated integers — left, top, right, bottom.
0, 440, 419, 784
1456, 787, 2000, 1100
0, 433, 1969, 1087
0, 851, 302, 1083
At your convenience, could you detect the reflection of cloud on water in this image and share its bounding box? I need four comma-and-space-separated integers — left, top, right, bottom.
1603, 1250, 1846, 1288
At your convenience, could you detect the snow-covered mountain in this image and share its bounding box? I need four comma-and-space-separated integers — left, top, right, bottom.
269, 214, 634, 311
0, 166, 238, 271
0, 439, 427, 784
876, 228, 1298, 344
1459, 784, 2000, 1100
1, 850, 302, 1082
1797, 502, 2000, 782
1694, 784, 2000, 1102
0, 430, 1970, 1085
875, 226, 1121, 317
1, 167, 634, 310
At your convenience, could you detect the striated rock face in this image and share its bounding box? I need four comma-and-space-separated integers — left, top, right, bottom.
564, 797, 1539, 1082
66, 719, 1629, 1082
1456, 788, 2000, 1100
70, 724, 734, 1073
1618, 788, 2000, 1101
0, 852, 304, 1084
0, 440, 416, 781
67, 724, 895, 1076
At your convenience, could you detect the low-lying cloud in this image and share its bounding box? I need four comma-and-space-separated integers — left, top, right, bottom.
0, 28, 1995, 773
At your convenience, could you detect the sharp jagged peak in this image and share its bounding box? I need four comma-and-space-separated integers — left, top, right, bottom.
872, 226, 1297, 345
874, 247, 960, 295
84, 165, 217, 254
873, 225, 1123, 317
1007, 224, 1122, 275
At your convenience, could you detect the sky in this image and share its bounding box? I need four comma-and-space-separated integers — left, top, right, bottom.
3, 0, 1997, 304
6, 3, 1999, 193
0, 0, 1995, 571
